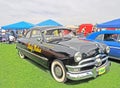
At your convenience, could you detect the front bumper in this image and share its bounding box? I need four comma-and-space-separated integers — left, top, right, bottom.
66, 61, 110, 80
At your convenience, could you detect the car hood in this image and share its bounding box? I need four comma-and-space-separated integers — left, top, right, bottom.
58, 38, 99, 53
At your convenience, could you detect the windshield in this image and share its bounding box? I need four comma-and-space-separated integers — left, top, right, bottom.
43, 29, 75, 42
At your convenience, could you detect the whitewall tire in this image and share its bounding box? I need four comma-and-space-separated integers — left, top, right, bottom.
51, 60, 67, 83
18, 51, 25, 59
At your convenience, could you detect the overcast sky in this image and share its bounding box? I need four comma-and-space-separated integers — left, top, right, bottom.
0, 0, 120, 26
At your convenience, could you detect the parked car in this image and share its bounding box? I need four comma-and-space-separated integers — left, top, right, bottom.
0, 30, 7, 42
0, 34, 7, 42
16, 26, 110, 83
86, 30, 120, 60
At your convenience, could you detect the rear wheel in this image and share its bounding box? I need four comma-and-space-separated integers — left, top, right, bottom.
51, 60, 67, 83
18, 51, 25, 59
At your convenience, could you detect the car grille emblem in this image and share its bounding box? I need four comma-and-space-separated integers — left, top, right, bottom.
95, 58, 102, 66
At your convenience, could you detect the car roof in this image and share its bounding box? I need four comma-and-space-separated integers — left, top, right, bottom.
87, 30, 120, 40
30, 26, 72, 31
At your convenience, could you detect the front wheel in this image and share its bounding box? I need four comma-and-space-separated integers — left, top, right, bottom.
51, 60, 67, 83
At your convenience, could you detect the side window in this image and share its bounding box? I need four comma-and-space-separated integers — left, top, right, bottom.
25, 31, 31, 38
111, 34, 118, 40
104, 34, 118, 41
31, 30, 41, 38
95, 34, 104, 41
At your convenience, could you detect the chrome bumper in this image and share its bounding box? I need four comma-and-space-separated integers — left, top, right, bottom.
66, 61, 110, 80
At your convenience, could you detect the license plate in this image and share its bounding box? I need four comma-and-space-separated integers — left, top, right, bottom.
98, 67, 106, 75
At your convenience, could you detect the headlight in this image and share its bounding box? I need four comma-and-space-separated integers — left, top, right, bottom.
74, 52, 82, 62
106, 46, 110, 53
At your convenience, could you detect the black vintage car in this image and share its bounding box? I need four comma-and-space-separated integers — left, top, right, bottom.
16, 26, 110, 83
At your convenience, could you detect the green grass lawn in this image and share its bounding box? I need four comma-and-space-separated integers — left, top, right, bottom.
0, 43, 120, 88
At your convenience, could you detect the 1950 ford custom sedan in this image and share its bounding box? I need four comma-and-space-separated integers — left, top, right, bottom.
16, 26, 110, 83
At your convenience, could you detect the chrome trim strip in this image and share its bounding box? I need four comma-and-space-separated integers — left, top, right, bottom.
110, 46, 120, 50
102, 56, 109, 61
79, 57, 96, 65
17, 46, 48, 61
66, 62, 96, 69
79, 54, 107, 65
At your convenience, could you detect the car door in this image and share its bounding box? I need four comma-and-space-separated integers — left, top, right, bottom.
25, 29, 48, 68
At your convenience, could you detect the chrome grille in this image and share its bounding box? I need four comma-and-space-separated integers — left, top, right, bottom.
66, 54, 108, 73
79, 54, 108, 70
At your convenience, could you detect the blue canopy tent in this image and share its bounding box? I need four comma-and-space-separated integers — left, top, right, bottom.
1, 21, 35, 30
97, 18, 120, 28
36, 19, 62, 26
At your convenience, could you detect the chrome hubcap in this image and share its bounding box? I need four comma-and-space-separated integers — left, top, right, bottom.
54, 66, 63, 78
